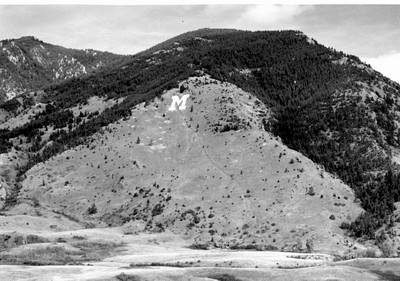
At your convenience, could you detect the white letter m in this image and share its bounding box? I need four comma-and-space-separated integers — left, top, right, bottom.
168, 94, 190, 111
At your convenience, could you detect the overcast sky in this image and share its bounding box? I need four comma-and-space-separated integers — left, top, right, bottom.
0, 5, 399, 82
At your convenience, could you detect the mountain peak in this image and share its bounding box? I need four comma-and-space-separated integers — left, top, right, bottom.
16, 35, 39, 41
0, 35, 41, 44
0, 36, 127, 101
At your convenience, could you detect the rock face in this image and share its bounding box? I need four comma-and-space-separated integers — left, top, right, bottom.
0, 36, 126, 102
19, 76, 362, 254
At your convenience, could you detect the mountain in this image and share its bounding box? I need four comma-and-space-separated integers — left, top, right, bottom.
0, 36, 127, 102
14, 75, 362, 254
1, 29, 400, 257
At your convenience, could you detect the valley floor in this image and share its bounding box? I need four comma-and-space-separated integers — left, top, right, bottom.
0, 227, 400, 281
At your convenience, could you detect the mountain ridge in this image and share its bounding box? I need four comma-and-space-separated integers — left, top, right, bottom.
0, 35, 128, 102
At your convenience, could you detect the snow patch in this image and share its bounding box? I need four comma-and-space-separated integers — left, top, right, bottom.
7, 54, 19, 64
306, 37, 316, 45
333, 56, 374, 74
149, 144, 167, 150
6, 91, 17, 100
194, 37, 212, 43
332, 57, 348, 65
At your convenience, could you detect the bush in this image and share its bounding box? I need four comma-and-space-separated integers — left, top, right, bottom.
364, 247, 379, 258
87, 203, 97, 215
208, 274, 243, 281
306, 186, 315, 196
116, 273, 142, 281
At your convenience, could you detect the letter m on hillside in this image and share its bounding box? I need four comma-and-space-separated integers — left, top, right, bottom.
168, 94, 190, 111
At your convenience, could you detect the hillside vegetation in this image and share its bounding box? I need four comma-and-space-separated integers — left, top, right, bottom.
1, 29, 400, 250
17, 76, 362, 253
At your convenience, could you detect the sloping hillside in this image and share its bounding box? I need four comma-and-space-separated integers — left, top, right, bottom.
0, 36, 127, 102
0, 29, 400, 255
15, 75, 362, 254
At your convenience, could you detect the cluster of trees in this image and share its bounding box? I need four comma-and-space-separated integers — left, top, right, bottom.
0, 98, 21, 113
2, 106, 75, 143
344, 169, 400, 237
0, 129, 11, 153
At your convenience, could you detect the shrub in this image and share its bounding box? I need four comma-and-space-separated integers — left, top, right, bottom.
87, 203, 97, 215
208, 274, 243, 281
306, 186, 315, 196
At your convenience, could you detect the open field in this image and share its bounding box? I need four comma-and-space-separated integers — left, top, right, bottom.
0, 227, 399, 281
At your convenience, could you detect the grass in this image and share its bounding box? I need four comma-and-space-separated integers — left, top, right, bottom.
116, 272, 245, 281
277, 264, 316, 269
0, 245, 80, 265
129, 261, 198, 268
0, 240, 122, 265
188, 243, 210, 250
287, 254, 326, 260
371, 270, 400, 281
0, 233, 49, 251
116, 273, 142, 281
207, 274, 243, 281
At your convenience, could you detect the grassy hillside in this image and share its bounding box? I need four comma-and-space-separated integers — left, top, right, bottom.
17, 76, 362, 254
1, 29, 400, 247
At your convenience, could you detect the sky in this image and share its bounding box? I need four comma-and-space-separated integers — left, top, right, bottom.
0, 5, 399, 82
